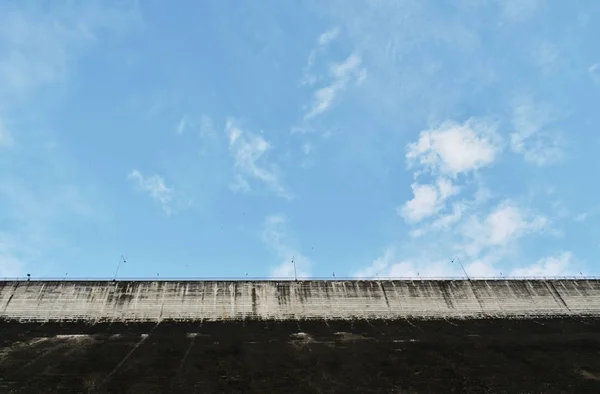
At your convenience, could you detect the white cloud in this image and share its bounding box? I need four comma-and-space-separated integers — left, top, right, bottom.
331, 53, 362, 80
226, 118, 289, 198
304, 52, 367, 119
127, 170, 174, 215
430, 202, 467, 231
462, 200, 548, 255
400, 119, 500, 233
0, 118, 12, 147
307, 86, 337, 118
400, 178, 459, 223
398, 120, 553, 276
400, 184, 438, 222
354, 248, 395, 278
437, 177, 459, 200
355, 247, 579, 280
511, 252, 574, 277
511, 99, 563, 166
406, 119, 501, 177
318, 27, 340, 46
465, 259, 498, 277
486, 204, 544, 244
409, 183, 494, 238
354, 247, 458, 278
354, 248, 502, 279
263, 214, 311, 278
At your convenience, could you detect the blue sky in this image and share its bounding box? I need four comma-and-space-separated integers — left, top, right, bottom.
1, 0, 600, 279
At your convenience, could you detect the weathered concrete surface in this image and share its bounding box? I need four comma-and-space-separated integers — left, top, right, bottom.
2, 279, 600, 322
3, 280, 600, 393
2, 318, 600, 393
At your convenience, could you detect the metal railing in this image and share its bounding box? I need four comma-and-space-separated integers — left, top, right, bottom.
1, 276, 599, 282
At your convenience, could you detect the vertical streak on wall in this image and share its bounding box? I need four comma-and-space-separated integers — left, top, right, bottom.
36, 283, 45, 307
229, 282, 235, 319
251, 284, 257, 318
468, 281, 485, 313
133, 284, 142, 322
546, 281, 570, 310
56, 283, 66, 322
379, 281, 391, 310
158, 283, 167, 322
1, 282, 18, 313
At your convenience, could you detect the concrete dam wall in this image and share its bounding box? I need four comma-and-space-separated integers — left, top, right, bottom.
2, 279, 600, 322
3, 279, 600, 393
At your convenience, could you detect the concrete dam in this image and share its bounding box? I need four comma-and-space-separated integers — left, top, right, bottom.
2, 279, 600, 393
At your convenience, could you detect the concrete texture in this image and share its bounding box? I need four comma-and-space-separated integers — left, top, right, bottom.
2, 279, 600, 322
2, 279, 600, 393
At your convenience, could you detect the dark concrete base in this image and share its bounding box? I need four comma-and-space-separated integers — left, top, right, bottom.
2, 317, 600, 393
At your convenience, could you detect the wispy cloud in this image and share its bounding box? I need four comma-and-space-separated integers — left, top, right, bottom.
428, 202, 467, 232
262, 214, 311, 278
461, 200, 549, 256
226, 118, 290, 198
318, 27, 340, 46
301, 26, 341, 87
510, 98, 564, 166
354, 247, 465, 278
397, 194, 557, 279
574, 205, 600, 222
127, 170, 174, 215
356, 246, 575, 279
511, 252, 575, 276
409, 186, 492, 238
304, 52, 367, 119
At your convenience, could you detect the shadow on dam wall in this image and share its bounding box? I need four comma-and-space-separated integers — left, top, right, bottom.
3, 279, 600, 393
2, 318, 600, 393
